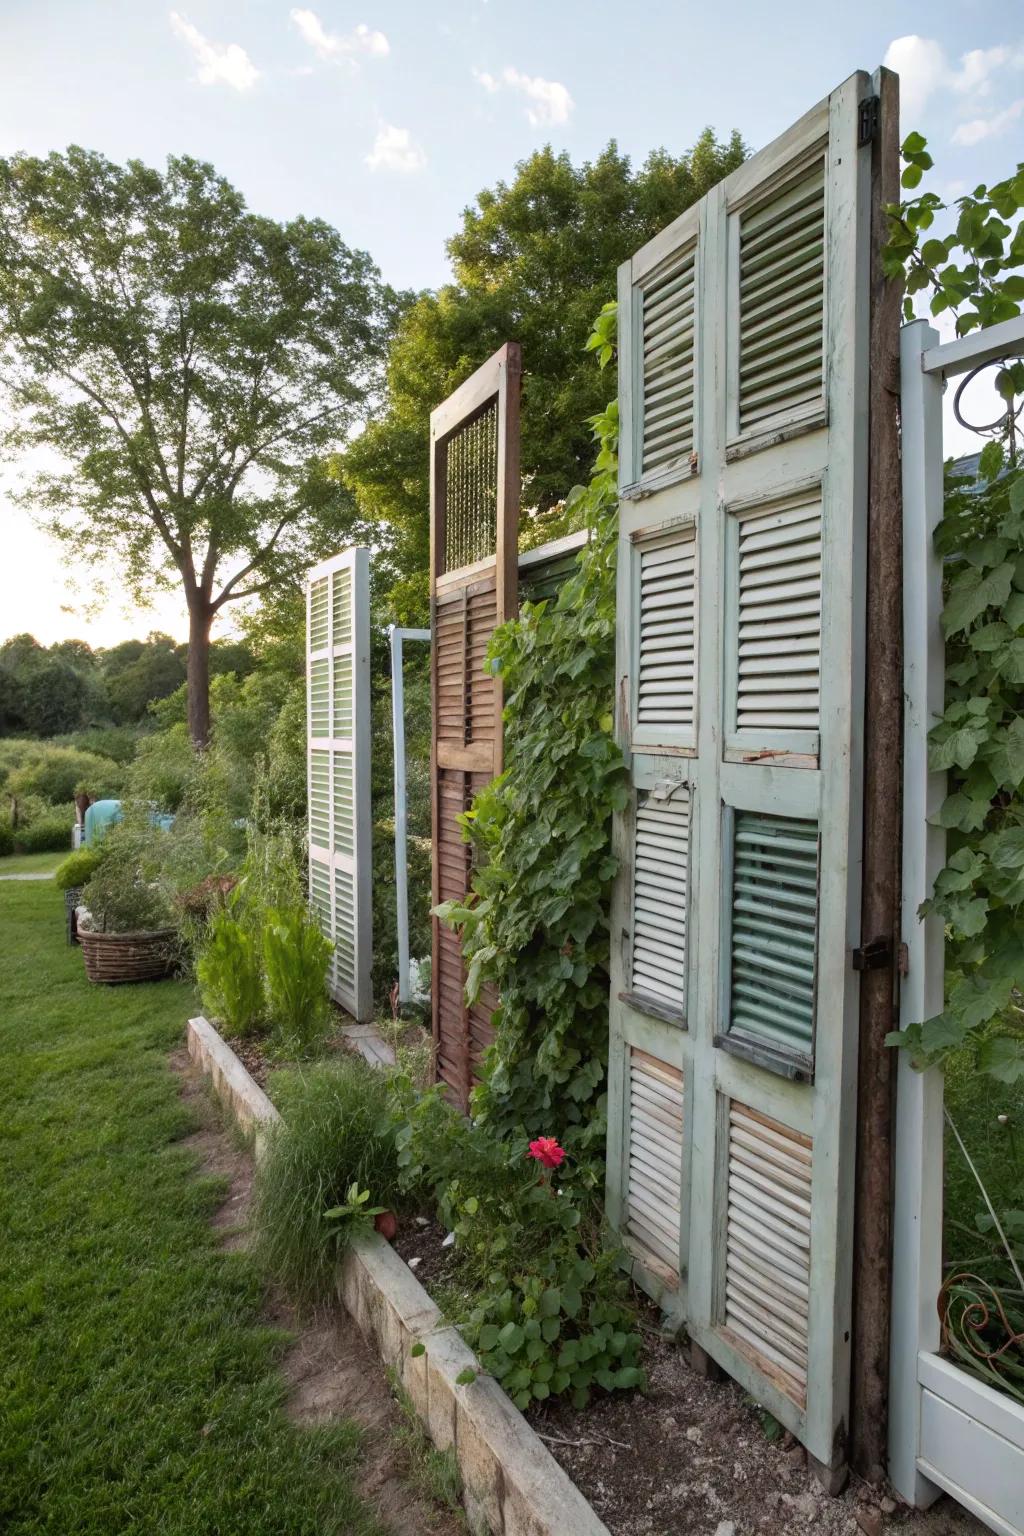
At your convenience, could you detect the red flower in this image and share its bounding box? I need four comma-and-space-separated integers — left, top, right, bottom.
527, 1137, 565, 1169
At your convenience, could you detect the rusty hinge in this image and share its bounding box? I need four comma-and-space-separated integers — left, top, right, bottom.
852, 936, 893, 972
858, 95, 880, 147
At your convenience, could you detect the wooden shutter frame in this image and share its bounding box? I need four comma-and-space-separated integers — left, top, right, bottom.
429, 343, 521, 1109
608, 71, 877, 1480
306, 546, 373, 1022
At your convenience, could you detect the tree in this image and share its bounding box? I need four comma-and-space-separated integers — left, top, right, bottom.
0, 148, 399, 747
341, 133, 746, 625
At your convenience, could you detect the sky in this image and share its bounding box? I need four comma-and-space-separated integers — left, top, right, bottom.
0, 0, 1022, 646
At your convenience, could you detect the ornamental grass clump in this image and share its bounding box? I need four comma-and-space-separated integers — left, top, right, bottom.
252, 1058, 406, 1302
262, 905, 333, 1054
196, 909, 264, 1038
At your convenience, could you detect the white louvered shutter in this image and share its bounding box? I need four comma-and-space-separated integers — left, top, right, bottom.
608, 72, 876, 1478
624, 1048, 684, 1284
306, 547, 372, 1021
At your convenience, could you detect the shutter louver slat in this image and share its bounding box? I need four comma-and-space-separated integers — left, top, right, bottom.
309, 750, 329, 850
632, 788, 689, 1015
309, 658, 329, 737
333, 653, 353, 739
641, 245, 697, 479
729, 813, 818, 1059
738, 165, 825, 433
309, 577, 328, 651
626, 1049, 683, 1276
736, 500, 822, 736
334, 866, 356, 992
724, 1103, 812, 1404
637, 529, 697, 734
332, 752, 353, 855
332, 566, 352, 638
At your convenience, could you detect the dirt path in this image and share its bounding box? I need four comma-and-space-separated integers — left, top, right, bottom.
173, 1050, 464, 1536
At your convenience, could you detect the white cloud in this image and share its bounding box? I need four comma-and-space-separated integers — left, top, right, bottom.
364, 124, 426, 174
169, 11, 260, 91
952, 97, 1024, 146
883, 34, 1023, 121
290, 9, 389, 64
472, 65, 574, 127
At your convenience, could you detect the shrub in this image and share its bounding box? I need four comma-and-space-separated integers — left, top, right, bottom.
13, 812, 73, 854
54, 846, 103, 891
197, 910, 264, 1038
79, 815, 175, 933
390, 1076, 645, 1411
0, 817, 13, 856
8, 745, 122, 805
262, 906, 333, 1052
252, 1058, 405, 1301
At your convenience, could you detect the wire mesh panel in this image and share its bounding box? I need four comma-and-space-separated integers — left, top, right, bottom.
430, 345, 521, 1110
444, 402, 499, 572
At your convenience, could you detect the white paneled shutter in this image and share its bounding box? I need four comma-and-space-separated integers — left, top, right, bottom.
607, 72, 877, 1477
306, 547, 372, 1022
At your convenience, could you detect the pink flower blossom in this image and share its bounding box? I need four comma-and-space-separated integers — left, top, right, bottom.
527, 1137, 565, 1169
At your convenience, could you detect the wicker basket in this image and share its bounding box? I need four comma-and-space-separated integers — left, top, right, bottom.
79, 927, 177, 985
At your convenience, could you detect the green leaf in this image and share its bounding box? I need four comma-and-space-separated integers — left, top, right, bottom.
978, 1037, 1024, 1083
499, 1322, 524, 1354
477, 1324, 501, 1352
410, 1342, 425, 1358
943, 564, 1014, 636
455, 1368, 478, 1386
901, 164, 924, 190
977, 441, 1005, 483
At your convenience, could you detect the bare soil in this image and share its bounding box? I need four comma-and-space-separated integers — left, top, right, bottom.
173, 1049, 463, 1536
388, 1218, 986, 1536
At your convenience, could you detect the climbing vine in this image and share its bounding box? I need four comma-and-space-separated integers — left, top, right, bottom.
884, 139, 1024, 1081
437, 303, 627, 1164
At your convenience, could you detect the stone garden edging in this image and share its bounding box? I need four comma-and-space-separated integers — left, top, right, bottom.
186, 1015, 611, 1536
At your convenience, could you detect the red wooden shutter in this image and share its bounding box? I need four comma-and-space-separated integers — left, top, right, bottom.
430, 344, 521, 1109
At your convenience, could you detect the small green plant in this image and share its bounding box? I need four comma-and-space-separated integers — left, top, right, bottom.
323, 1182, 386, 1242
252, 1059, 406, 1302
197, 909, 264, 1038
261, 905, 332, 1052
53, 846, 102, 891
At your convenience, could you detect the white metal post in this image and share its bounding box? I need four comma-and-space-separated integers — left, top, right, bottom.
888, 319, 946, 1507
390, 625, 430, 1004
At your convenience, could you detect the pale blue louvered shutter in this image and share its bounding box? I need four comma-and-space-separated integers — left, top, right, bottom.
607, 70, 876, 1483
306, 547, 372, 1021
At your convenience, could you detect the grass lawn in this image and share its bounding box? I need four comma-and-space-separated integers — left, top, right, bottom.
0, 851, 63, 875
0, 877, 388, 1536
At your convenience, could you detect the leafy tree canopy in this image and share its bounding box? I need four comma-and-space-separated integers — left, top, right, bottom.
0, 147, 401, 745
340, 133, 746, 626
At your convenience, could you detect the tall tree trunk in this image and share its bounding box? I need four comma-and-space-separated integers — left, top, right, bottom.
187, 598, 214, 750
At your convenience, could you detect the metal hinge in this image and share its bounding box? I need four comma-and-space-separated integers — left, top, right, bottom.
852, 936, 893, 972
858, 96, 880, 147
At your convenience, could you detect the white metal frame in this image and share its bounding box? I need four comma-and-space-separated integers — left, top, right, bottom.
889, 315, 1024, 1536
389, 624, 430, 1005
306, 546, 373, 1022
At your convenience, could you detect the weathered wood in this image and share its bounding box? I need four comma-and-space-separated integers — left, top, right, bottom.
429, 344, 521, 1110
850, 65, 902, 1487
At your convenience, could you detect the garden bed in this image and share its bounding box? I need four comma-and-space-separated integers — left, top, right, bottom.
192, 1016, 987, 1536
390, 1214, 988, 1536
